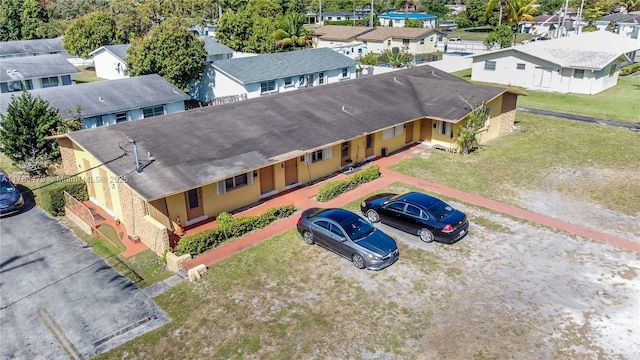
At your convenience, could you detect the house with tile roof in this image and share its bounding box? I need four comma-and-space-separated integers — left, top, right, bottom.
52, 65, 519, 254
90, 44, 132, 80
0, 74, 189, 129
190, 48, 358, 104
471, 31, 639, 94
0, 54, 80, 93
356, 27, 442, 55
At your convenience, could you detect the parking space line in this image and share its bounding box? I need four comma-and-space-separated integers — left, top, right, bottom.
37, 308, 83, 360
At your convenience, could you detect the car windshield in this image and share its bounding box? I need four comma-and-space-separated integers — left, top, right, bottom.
341, 217, 374, 241
427, 200, 454, 220
0, 179, 15, 192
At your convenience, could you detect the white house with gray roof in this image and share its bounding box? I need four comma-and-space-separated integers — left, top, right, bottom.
471, 31, 639, 94
190, 48, 358, 104
0, 37, 67, 58
0, 74, 189, 129
90, 44, 131, 80
1, 54, 80, 93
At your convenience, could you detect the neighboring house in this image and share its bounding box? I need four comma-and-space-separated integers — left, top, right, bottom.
190, 48, 358, 104
306, 8, 372, 26
378, 12, 437, 28
201, 37, 234, 63
595, 13, 640, 46
470, 31, 639, 94
0, 54, 79, 93
312, 25, 375, 59
0, 74, 189, 129
53, 65, 519, 254
521, 14, 576, 38
90, 44, 131, 80
0, 37, 66, 58
356, 27, 442, 54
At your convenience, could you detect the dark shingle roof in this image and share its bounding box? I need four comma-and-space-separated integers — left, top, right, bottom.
90, 44, 131, 61
0, 74, 189, 118
212, 48, 358, 84
0, 54, 79, 82
67, 65, 509, 201
0, 37, 64, 56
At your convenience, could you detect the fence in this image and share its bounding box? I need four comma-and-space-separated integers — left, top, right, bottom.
64, 191, 95, 233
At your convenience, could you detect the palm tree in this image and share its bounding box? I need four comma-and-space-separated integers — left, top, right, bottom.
271, 12, 311, 51
485, 0, 509, 25
216, 0, 247, 19
504, 0, 537, 43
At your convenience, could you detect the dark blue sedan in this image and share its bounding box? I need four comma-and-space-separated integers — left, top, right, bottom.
296, 208, 399, 270
361, 192, 469, 244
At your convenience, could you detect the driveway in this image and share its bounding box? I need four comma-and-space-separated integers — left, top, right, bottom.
0, 195, 168, 359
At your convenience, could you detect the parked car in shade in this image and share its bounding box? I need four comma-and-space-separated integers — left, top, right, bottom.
296, 208, 399, 270
361, 192, 469, 244
0, 168, 24, 216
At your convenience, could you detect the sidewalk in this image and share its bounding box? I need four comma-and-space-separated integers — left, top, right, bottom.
182, 145, 639, 271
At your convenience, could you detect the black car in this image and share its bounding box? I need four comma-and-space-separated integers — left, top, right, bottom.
361, 192, 468, 244
0, 169, 24, 216
296, 208, 399, 270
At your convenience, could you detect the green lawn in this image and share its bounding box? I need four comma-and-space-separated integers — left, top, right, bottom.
75, 66, 104, 83
390, 113, 640, 216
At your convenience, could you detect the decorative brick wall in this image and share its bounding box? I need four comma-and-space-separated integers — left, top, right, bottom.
117, 183, 170, 255
58, 137, 77, 175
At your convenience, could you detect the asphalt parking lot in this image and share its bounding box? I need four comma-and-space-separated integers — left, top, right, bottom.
0, 197, 168, 359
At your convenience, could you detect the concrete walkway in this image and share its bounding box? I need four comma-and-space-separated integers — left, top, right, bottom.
517, 107, 640, 131
182, 145, 639, 271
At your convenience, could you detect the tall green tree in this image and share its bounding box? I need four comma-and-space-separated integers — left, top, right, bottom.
271, 12, 311, 50
383, 46, 413, 68
0, 0, 23, 41
62, 11, 116, 58
0, 91, 62, 174
504, 0, 537, 43
217, 0, 282, 53
405, 17, 424, 27
126, 20, 207, 91
20, 0, 47, 40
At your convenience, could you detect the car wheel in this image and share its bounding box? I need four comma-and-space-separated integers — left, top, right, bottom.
302, 231, 315, 245
418, 228, 435, 243
366, 209, 380, 223
352, 253, 366, 269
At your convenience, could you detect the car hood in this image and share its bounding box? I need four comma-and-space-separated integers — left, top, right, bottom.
365, 193, 396, 207
0, 190, 22, 206
357, 230, 398, 255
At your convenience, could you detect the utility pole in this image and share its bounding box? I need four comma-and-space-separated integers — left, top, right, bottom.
576, 0, 585, 34
561, 0, 570, 37
370, 0, 374, 27
319, 0, 322, 27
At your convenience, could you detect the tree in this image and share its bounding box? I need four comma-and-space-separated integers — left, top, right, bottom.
359, 52, 380, 66
484, 24, 513, 48
405, 17, 424, 27
62, 11, 116, 58
485, 0, 509, 25
126, 20, 207, 91
217, 0, 282, 53
503, 0, 537, 44
0, 91, 62, 175
271, 12, 311, 50
423, 0, 450, 19
456, 101, 489, 155
457, 0, 496, 28
0, 0, 23, 41
619, 0, 640, 12
20, 0, 47, 40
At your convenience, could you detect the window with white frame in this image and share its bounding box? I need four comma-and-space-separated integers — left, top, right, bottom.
284, 77, 293, 87
41, 76, 59, 88
516, 63, 525, 70
217, 172, 254, 194
387, 39, 391, 45
341, 68, 348, 79
260, 80, 276, 94
304, 147, 332, 165
382, 125, 404, 140
608, 64, 616, 77
484, 61, 496, 71
143, 105, 164, 118
420, 38, 425, 45
403, 39, 409, 45
61, 75, 72, 85
318, 72, 325, 85
574, 69, 584, 79
437, 121, 451, 137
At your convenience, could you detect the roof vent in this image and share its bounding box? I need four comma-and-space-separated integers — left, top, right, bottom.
98, 96, 104, 102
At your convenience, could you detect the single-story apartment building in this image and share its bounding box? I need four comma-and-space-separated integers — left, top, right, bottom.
378, 12, 437, 28
53, 65, 519, 254
0, 74, 189, 129
471, 31, 639, 94
1, 54, 80, 93
356, 27, 442, 54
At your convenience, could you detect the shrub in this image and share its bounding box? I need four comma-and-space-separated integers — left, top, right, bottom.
620, 63, 640, 76
174, 205, 298, 256
316, 165, 380, 202
39, 176, 89, 216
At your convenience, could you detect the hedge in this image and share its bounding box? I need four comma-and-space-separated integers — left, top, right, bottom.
316, 165, 380, 202
620, 63, 640, 76
174, 205, 298, 256
39, 177, 88, 216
